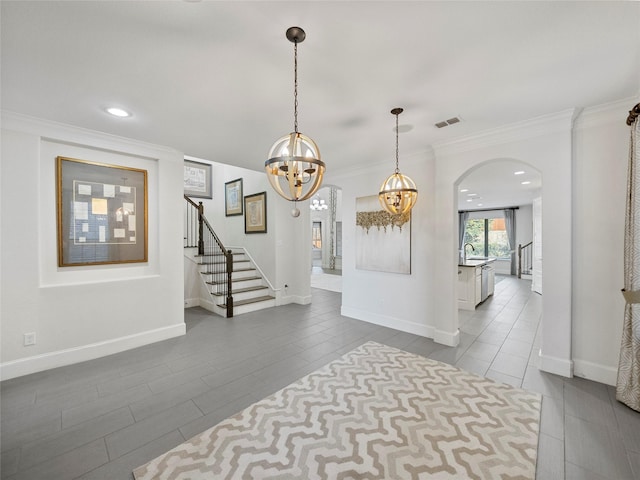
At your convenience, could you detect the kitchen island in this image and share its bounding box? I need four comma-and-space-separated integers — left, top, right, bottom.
458, 258, 496, 310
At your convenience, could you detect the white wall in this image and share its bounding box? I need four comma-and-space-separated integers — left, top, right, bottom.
1, 113, 185, 380
571, 100, 631, 384
334, 151, 440, 342
434, 110, 576, 377
333, 109, 581, 372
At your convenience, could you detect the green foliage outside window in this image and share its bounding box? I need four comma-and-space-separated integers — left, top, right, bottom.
464, 218, 510, 259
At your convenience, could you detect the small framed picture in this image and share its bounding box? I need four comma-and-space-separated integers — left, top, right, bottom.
225, 178, 243, 216
183, 159, 212, 199
244, 192, 267, 234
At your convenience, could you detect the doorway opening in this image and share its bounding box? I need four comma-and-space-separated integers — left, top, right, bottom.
310, 185, 342, 292
456, 159, 542, 312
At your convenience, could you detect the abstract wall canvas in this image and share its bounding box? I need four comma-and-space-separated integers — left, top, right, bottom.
355, 195, 411, 274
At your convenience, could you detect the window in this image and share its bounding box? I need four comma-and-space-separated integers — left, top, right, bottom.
464, 216, 510, 259
312, 221, 322, 249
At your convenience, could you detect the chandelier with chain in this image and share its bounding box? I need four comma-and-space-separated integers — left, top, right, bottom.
378, 108, 418, 215
265, 27, 325, 218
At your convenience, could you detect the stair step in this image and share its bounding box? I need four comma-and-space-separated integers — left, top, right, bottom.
206, 275, 262, 286
195, 252, 244, 258
199, 259, 249, 266
219, 295, 275, 308
201, 267, 255, 275
211, 285, 268, 297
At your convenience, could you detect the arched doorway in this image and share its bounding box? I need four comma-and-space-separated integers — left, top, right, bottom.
456, 158, 542, 287
310, 185, 342, 292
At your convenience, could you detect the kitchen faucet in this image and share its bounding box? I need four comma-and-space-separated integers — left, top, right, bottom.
463, 242, 475, 263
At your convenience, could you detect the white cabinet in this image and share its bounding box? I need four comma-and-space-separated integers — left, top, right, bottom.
458, 265, 481, 310
458, 261, 495, 310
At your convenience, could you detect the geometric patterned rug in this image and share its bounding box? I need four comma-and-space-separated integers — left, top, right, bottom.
133, 341, 541, 479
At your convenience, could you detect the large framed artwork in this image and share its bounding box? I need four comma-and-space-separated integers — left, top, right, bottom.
225, 178, 243, 216
355, 195, 411, 274
244, 191, 267, 234
184, 159, 212, 199
56, 156, 148, 267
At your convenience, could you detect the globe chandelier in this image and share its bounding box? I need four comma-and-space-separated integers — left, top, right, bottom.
378, 108, 418, 215
265, 27, 325, 218
310, 196, 328, 211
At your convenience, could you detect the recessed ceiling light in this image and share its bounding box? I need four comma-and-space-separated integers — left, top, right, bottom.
514, 171, 525, 175
521, 181, 531, 185
106, 107, 131, 118
460, 188, 468, 193
477, 203, 483, 207
467, 193, 478, 197
466, 199, 473, 202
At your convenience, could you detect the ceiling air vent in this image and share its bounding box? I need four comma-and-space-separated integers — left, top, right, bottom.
435, 116, 462, 128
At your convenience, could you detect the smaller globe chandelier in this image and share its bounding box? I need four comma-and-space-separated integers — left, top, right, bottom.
378, 108, 418, 215
310, 196, 328, 211
266, 27, 325, 218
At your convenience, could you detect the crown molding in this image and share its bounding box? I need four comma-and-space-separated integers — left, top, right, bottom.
573, 96, 640, 131
1, 110, 181, 159
433, 108, 578, 157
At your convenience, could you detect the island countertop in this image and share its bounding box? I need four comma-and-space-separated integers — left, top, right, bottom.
458, 257, 496, 267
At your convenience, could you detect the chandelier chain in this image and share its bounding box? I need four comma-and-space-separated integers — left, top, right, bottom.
293, 42, 298, 133
395, 112, 400, 173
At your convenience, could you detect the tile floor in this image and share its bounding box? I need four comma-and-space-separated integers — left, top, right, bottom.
310, 266, 342, 292
2, 275, 640, 479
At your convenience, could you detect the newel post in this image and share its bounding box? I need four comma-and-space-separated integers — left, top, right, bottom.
226, 250, 234, 318
197, 202, 204, 256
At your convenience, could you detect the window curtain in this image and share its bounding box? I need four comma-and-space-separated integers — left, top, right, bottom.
617, 109, 640, 411
458, 211, 469, 255
504, 208, 517, 276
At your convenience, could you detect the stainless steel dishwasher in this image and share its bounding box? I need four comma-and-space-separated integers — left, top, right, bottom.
481, 265, 491, 302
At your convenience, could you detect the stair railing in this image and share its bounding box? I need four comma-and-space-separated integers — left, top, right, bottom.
518, 241, 533, 278
183, 195, 203, 252
184, 195, 233, 317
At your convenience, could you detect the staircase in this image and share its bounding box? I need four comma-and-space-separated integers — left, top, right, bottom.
184, 195, 275, 317
195, 249, 275, 316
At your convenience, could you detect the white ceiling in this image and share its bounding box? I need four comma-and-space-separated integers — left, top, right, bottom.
2, 1, 639, 208
457, 159, 541, 211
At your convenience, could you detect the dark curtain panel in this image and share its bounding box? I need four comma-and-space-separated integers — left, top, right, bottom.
504, 208, 516, 276
458, 211, 469, 255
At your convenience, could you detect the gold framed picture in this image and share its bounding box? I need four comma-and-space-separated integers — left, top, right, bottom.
56, 156, 148, 267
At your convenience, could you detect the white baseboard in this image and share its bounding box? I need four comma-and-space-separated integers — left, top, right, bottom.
277, 294, 312, 306
434, 328, 460, 347
184, 297, 200, 308
0, 323, 186, 381
538, 349, 573, 378
573, 358, 617, 386
341, 306, 435, 339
